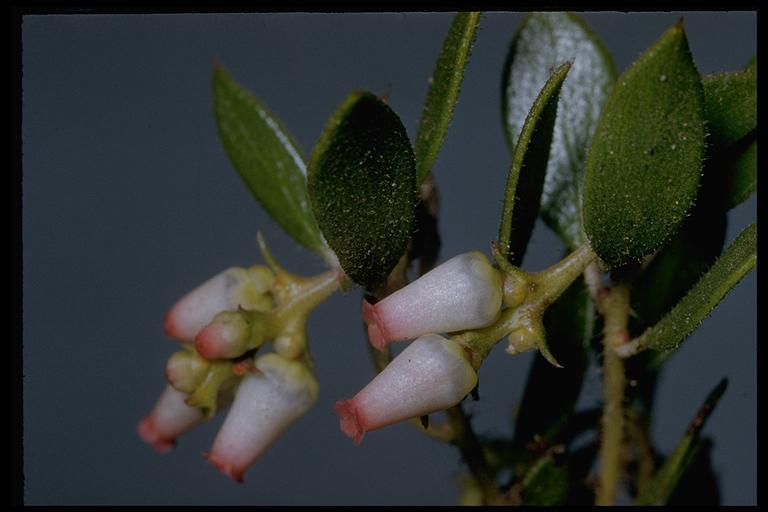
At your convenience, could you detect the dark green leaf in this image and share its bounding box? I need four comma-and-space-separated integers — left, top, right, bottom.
703, 66, 756, 148
414, 12, 481, 184
512, 278, 594, 467
636, 379, 727, 505
582, 22, 706, 267
631, 223, 755, 355
631, 209, 726, 330
308, 92, 416, 288
521, 456, 570, 505
212, 64, 328, 256
666, 439, 721, 505
502, 12, 616, 249
723, 136, 757, 209
498, 62, 571, 265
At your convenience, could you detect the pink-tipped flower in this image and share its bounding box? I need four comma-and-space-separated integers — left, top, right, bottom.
363, 251, 503, 351
207, 353, 318, 482
164, 266, 274, 343
194, 310, 267, 360
138, 385, 204, 453
335, 334, 477, 444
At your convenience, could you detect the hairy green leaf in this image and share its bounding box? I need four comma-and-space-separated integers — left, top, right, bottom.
723, 136, 757, 209
308, 92, 416, 289
631, 209, 727, 330
636, 379, 727, 505
666, 439, 721, 505
703, 66, 756, 148
212, 64, 328, 256
499, 62, 571, 265
414, 12, 481, 184
503, 12, 616, 249
633, 223, 755, 355
583, 22, 705, 267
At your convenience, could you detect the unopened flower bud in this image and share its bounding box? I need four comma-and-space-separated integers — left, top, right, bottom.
207, 353, 318, 482
137, 385, 204, 453
363, 252, 503, 351
166, 349, 210, 393
164, 266, 274, 343
506, 324, 541, 356
335, 334, 477, 444
194, 310, 268, 360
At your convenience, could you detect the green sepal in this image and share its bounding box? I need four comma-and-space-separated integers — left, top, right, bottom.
185, 360, 240, 419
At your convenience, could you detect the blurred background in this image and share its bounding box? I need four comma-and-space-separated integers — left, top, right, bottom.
22, 11, 756, 505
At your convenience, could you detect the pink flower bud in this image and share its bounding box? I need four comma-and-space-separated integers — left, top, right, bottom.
335, 334, 477, 444
194, 311, 251, 360
137, 385, 204, 453
164, 266, 273, 343
207, 353, 318, 482
363, 252, 503, 351
166, 349, 210, 393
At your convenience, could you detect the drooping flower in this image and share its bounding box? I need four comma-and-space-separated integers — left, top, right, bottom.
207, 353, 318, 482
363, 252, 503, 351
164, 265, 274, 343
137, 385, 205, 453
335, 334, 477, 444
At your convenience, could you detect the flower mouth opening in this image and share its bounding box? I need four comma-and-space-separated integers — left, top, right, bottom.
137, 416, 175, 454
206, 451, 246, 483
334, 399, 365, 445
362, 300, 390, 352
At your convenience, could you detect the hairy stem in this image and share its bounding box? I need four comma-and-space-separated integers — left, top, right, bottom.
596, 283, 630, 505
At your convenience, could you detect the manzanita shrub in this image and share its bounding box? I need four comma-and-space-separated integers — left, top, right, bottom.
138, 12, 756, 505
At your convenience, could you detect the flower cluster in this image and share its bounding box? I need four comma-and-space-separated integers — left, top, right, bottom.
139, 254, 336, 483
336, 251, 504, 442
140, 249, 511, 478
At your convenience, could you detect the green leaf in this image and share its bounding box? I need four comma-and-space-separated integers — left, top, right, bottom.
520, 456, 570, 505
723, 136, 757, 209
212, 64, 328, 256
636, 379, 727, 505
631, 208, 727, 330
666, 439, 721, 505
512, 278, 594, 467
582, 22, 706, 267
702, 66, 756, 148
632, 222, 756, 355
414, 12, 481, 184
502, 12, 616, 249
307, 92, 416, 289
498, 62, 571, 266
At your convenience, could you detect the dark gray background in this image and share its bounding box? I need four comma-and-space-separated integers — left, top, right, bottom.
22, 12, 756, 505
